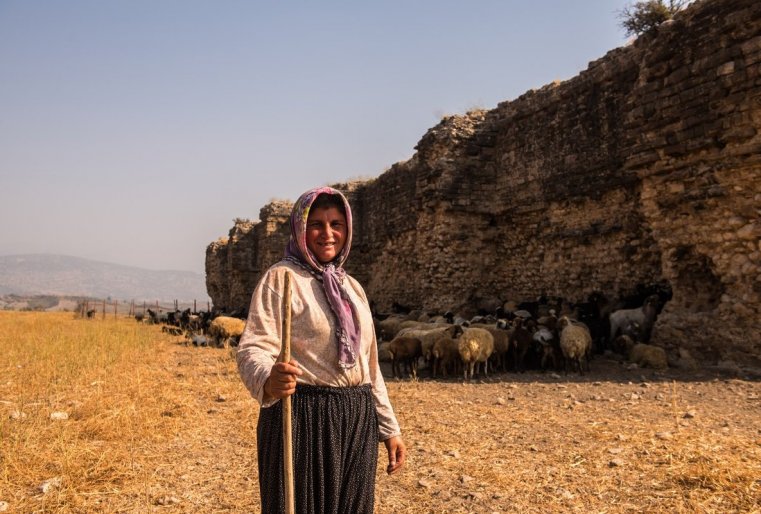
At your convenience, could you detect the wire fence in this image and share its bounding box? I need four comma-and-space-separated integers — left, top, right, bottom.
76, 298, 212, 319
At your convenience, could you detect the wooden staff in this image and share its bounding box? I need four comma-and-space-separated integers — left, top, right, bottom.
277, 270, 295, 514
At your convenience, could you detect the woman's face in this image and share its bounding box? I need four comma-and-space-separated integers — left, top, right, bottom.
306, 206, 347, 264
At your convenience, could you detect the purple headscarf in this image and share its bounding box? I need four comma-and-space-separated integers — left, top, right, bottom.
283, 187, 360, 369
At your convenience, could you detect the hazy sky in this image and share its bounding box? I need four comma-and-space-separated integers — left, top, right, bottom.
0, 1, 632, 274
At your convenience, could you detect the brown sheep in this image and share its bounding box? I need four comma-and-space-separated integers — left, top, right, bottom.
386, 336, 423, 379
616, 335, 669, 370
377, 341, 393, 363
430, 335, 461, 378
508, 317, 535, 372
398, 324, 464, 374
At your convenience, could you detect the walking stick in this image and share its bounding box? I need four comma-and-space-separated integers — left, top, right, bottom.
278, 270, 295, 514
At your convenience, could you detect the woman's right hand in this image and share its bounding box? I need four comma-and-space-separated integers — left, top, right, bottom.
264, 360, 303, 399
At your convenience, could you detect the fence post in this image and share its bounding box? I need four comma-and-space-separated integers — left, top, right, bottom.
102, 299, 106, 319
114, 300, 118, 319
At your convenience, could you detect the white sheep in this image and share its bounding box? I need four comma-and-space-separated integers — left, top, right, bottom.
609, 294, 660, 343
458, 327, 494, 380
558, 316, 592, 375
470, 323, 511, 373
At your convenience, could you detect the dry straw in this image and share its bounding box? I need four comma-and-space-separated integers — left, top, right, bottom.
1, 311, 759, 513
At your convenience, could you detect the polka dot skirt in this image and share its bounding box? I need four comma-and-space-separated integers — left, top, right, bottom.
257, 384, 379, 514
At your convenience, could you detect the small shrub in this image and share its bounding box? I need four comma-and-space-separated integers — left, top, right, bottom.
618, 0, 690, 36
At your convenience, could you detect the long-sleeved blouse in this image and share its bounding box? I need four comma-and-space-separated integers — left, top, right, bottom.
236, 260, 401, 441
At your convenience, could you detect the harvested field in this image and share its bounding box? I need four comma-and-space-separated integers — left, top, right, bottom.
1, 312, 760, 513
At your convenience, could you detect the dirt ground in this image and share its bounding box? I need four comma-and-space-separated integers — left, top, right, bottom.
4, 328, 760, 513
125, 341, 761, 514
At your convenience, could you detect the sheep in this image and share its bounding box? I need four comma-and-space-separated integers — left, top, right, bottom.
146, 308, 168, 324
470, 323, 511, 373
609, 294, 660, 343
180, 309, 202, 332
397, 324, 464, 374
535, 310, 558, 332
508, 317, 535, 372
377, 341, 393, 363
208, 316, 246, 348
611, 334, 635, 357
513, 309, 533, 320
377, 314, 407, 341
406, 309, 425, 321
469, 315, 497, 325
386, 336, 423, 379
416, 311, 431, 323
161, 325, 183, 336
558, 316, 592, 375
533, 326, 561, 372
430, 335, 461, 378
621, 320, 643, 342
186, 333, 209, 347
458, 327, 494, 380
618, 336, 669, 370
397, 319, 436, 333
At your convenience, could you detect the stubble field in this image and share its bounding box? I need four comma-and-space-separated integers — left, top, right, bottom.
1, 312, 760, 513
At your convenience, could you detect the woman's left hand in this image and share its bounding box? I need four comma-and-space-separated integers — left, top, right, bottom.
383, 435, 406, 475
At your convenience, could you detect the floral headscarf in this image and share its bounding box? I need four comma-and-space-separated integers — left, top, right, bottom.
283, 187, 360, 369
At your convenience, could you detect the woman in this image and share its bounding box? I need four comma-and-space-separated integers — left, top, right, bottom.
237, 186, 406, 514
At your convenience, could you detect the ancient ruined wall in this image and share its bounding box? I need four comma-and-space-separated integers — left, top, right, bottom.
622, 0, 761, 366
205, 203, 291, 313
207, 0, 761, 365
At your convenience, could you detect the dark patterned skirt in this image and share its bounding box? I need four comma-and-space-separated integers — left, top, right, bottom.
257, 384, 379, 514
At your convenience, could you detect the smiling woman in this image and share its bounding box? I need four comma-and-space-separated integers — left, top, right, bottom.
305, 193, 347, 264
236, 186, 406, 514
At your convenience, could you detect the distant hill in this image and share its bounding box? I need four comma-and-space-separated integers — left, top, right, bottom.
0, 254, 209, 302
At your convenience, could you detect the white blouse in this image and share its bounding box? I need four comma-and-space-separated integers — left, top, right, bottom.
236, 260, 401, 441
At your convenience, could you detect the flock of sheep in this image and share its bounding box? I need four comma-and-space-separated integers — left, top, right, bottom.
375, 292, 670, 380
135, 288, 671, 380
136, 307, 246, 349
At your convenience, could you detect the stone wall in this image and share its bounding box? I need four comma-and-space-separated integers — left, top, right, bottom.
207, 0, 761, 366
205, 203, 291, 313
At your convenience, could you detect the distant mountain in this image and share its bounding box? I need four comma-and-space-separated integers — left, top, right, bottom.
0, 254, 209, 301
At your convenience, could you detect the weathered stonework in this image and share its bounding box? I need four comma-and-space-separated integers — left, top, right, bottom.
207, 0, 761, 366
205, 203, 291, 313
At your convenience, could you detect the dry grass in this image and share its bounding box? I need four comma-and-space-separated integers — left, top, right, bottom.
1, 311, 760, 513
